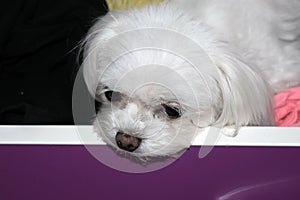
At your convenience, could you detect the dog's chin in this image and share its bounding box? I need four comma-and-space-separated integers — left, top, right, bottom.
97, 131, 192, 164
93, 119, 195, 163
107, 143, 187, 165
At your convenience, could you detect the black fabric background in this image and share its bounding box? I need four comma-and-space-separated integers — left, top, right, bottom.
0, 0, 108, 124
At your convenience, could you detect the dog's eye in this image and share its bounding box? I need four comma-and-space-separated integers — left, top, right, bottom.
162, 104, 182, 119
104, 90, 122, 102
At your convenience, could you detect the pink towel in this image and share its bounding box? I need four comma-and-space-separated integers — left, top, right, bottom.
274, 87, 300, 126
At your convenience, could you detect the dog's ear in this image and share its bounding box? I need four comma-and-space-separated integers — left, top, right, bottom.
81, 13, 119, 100
212, 53, 274, 127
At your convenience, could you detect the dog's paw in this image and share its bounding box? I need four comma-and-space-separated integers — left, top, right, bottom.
220, 126, 238, 137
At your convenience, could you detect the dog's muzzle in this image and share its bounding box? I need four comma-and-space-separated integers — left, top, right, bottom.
115, 132, 142, 152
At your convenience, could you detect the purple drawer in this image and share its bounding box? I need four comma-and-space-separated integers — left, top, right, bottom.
1, 145, 300, 200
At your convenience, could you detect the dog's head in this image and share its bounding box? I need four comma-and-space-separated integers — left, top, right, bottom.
92, 62, 222, 161
80, 4, 273, 162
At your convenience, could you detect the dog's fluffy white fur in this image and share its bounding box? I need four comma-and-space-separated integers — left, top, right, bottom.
81, 0, 300, 161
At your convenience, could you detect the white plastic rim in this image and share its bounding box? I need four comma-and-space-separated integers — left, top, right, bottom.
0, 125, 300, 146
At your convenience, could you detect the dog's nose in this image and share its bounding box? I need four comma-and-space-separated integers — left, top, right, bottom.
115, 132, 141, 152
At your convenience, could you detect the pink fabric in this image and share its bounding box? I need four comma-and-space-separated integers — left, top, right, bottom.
274, 87, 300, 126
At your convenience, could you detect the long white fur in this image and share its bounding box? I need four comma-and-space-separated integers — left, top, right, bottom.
81, 0, 300, 161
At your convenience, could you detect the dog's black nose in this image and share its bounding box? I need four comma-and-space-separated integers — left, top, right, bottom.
115, 132, 141, 152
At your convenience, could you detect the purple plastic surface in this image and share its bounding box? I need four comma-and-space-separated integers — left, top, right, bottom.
1, 145, 300, 200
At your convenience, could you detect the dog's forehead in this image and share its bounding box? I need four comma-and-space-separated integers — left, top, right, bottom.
101, 64, 215, 109
114, 81, 203, 109
130, 84, 177, 104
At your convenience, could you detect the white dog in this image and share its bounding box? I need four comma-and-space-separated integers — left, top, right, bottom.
81, 0, 300, 162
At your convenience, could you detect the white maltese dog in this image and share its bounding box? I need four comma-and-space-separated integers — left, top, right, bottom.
81, 0, 300, 162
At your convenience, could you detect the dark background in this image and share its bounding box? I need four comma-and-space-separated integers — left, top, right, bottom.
0, 0, 108, 124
